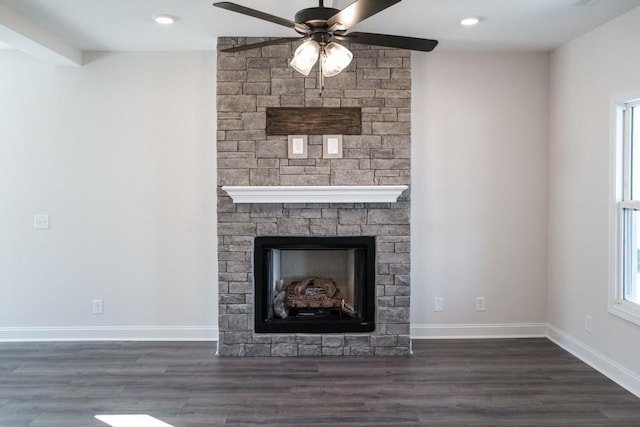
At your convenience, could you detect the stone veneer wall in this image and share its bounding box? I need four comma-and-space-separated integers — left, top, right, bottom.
216, 37, 411, 356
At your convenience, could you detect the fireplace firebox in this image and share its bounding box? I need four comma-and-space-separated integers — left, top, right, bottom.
254, 236, 376, 333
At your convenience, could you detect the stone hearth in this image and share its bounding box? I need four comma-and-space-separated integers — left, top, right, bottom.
216, 37, 411, 356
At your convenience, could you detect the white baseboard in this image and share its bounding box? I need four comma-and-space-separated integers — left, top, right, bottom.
411, 322, 548, 339
0, 326, 219, 342
547, 323, 640, 399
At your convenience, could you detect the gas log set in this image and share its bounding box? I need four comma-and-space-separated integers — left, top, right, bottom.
273, 276, 355, 319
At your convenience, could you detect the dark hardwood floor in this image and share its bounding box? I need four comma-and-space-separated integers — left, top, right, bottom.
0, 338, 639, 426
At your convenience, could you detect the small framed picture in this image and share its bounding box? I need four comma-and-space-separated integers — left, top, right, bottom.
323, 134, 343, 159
288, 135, 308, 159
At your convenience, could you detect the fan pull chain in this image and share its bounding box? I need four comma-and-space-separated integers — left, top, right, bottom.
318, 62, 324, 96
318, 46, 325, 96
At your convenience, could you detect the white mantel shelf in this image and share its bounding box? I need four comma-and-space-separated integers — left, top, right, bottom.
221, 185, 408, 204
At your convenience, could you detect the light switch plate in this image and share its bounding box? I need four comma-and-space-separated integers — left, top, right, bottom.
323, 134, 343, 159
288, 135, 308, 159
33, 214, 50, 229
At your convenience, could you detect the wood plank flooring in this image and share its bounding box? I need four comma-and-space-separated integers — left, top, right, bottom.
0, 338, 639, 426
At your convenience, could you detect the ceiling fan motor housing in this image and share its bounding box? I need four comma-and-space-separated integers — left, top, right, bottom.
295, 7, 341, 29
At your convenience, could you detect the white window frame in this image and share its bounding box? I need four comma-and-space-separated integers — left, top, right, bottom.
610, 95, 640, 326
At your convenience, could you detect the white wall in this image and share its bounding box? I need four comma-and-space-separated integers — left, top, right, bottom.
548, 6, 640, 392
411, 52, 550, 337
0, 51, 218, 340
0, 49, 551, 342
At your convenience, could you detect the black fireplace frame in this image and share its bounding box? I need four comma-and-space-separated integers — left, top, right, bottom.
254, 236, 376, 333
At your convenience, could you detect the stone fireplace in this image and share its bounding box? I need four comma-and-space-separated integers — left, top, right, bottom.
217, 37, 411, 356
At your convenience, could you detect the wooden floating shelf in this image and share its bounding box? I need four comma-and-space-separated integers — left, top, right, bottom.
266, 107, 362, 135
221, 185, 408, 204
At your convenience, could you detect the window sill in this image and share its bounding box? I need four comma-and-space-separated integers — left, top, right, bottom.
609, 301, 640, 327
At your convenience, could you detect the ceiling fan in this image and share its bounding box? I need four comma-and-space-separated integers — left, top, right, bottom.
213, 0, 438, 83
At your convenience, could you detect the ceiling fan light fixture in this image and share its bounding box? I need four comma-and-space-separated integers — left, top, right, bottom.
321, 42, 353, 77
290, 39, 320, 76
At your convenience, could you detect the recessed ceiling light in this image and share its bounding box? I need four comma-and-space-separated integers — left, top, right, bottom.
153, 14, 179, 25
460, 17, 481, 26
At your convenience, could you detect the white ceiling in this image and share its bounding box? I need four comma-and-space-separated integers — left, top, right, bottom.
1, 0, 639, 55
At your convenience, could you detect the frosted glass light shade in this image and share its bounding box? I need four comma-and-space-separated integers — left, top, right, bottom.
321, 42, 353, 77
290, 39, 320, 76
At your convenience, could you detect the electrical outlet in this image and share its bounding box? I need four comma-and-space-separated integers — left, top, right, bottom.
92, 299, 104, 315
434, 297, 444, 312
476, 297, 486, 312
585, 314, 592, 333
33, 214, 50, 229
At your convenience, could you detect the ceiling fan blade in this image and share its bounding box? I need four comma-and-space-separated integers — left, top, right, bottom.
341, 32, 438, 52
221, 37, 304, 53
213, 2, 308, 32
327, 0, 401, 31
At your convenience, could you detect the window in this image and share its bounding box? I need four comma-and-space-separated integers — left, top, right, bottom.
612, 98, 640, 324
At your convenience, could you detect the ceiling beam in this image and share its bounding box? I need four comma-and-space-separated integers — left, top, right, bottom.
0, 4, 82, 66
